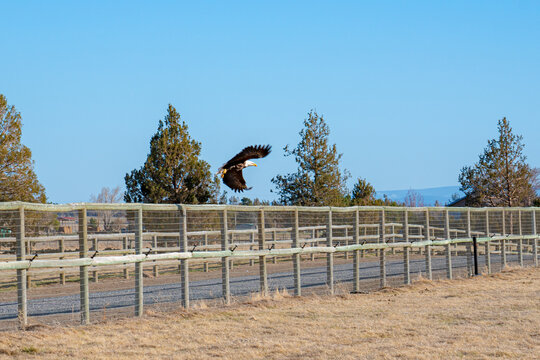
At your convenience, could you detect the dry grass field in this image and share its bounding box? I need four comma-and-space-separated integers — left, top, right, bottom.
0, 267, 538, 359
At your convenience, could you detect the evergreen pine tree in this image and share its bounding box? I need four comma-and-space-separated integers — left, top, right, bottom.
459, 117, 537, 206
350, 178, 376, 205
124, 104, 217, 204
272, 110, 349, 206
0, 94, 46, 202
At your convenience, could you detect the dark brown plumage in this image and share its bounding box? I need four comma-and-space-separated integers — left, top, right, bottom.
217, 145, 271, 192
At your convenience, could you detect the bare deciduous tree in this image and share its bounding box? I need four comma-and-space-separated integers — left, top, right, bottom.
404, 189, 424, 207
532, 168, 540, 193
90, 186, 122, 232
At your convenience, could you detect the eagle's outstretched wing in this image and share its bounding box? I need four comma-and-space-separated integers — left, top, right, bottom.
223, 169, 251, 192
222, 145, 271, 169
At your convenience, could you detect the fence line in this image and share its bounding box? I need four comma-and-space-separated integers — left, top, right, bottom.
0, 202, 538, 329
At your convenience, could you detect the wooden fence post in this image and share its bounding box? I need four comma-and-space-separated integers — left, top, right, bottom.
501, 209, 506, 268
445, 208, 450, 237
26, 229, 32, 289
518, 209, 522, 235
310, 228, 315, 261
425, 208, 432, 280
92, 237, 99, 283
403, 209, 410, 284
501, 237, 507, 269
485, 208, 490, 236
249, 233, 255, 266
135, 207, 144, 316
326, 209, 334, 294
344, 227, 349, 259
79, 208, 89, 325
258, 209, 268, 296
221, 208, 230, 304
179, 206, 189, 308
485, 241, 491, 274
502, 208, 506, 235
518, 210, 523, 267
379, 247, 386, 288
445, 209, 452, 279
376, 208, 386, 288
272, 230, 277, 264
16, 206, 27, 329
292, 209, 301, 296
353, 208, 360, 293
26, 271, 31, 290
446, 243, 453, 280
59, 238, 66, 285
425, 245, 432, 280
203, 233, 209, 272
391, 224, 396, 255
403, 246, 410, 285
533, 210, 538, 267
361, 227, 367, 258
123, 236, 129, 279
152, 235, 159, 277
230, 233, 234, 270
485, 209, 491, 273
380, 208, 386, 256
26, 232, 32, 258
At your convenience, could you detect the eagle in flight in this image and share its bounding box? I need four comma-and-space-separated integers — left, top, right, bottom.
217, 145, 271, 192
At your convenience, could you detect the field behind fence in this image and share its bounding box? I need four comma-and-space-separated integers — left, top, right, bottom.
0, 202, 538, 329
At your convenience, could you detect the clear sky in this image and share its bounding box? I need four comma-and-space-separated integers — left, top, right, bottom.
1, 1, 539, 204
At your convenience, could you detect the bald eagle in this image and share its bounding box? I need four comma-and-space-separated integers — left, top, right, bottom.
217, 145, 271, 192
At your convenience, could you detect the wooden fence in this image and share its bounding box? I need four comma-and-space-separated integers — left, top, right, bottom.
0, 202, 538, 328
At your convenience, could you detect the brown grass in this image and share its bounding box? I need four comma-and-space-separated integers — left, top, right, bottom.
0, 267, 539, 359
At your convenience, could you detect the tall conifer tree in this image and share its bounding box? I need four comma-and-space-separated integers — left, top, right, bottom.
0, 94, 46, 202
272, 110, 349, 206
350, 178, 376, 205
124, 105, 217, 204
459, 117, 537, 206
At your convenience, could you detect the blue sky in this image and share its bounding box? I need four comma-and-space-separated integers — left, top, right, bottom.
1, 1, 539, 203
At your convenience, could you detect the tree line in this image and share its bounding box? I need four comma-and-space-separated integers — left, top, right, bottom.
1, 93, 538, 207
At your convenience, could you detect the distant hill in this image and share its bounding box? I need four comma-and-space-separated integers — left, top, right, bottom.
377, 186, 462, 206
